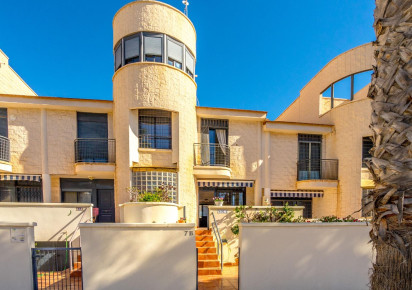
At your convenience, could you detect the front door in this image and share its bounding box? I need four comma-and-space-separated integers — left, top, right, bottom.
96, 189, 115, 222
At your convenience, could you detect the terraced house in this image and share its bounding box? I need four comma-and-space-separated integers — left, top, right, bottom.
0, 0, 374, 229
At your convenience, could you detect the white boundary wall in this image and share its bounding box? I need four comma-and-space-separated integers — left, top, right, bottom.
0, 222, 36, 290
239, 222, 373, 290
0, 203, 92, 242
80, 223, 196, 290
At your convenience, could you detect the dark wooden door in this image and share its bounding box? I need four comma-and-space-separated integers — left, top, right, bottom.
96, 189, 114, 222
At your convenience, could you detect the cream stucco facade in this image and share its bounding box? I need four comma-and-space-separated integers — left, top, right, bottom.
0, 0, 375, 229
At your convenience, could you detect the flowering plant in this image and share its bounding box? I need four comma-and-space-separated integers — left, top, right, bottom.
213, 197, 224, 202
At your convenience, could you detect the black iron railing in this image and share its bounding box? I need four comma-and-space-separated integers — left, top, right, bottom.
194, 143, 230, 167
32, 247, 83, 290
0, 136, 10, 163
297, 159, 338, 180
74, 139, 115, 163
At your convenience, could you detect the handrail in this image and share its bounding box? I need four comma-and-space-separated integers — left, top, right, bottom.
193, 143, 230, 167
210, 212, 223, 270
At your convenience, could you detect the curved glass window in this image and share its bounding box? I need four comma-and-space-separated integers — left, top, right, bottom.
132, 170, 177, 203
124, 35, 140, 64
114, 32, 195, 79
320, 70, 372, 109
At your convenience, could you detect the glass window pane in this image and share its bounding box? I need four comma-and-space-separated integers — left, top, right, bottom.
125, 35, 140, 60
77, 113, 108, 138
64, 192, 78, 203
78, 191, 92, 203
333, 76, 351, 100
185, 50, 195, 76
0, 108, 7, 137
167, 39, 183, 63
354, 70, 372, 97
115, 43, 122, 70
144, 35, 162, 59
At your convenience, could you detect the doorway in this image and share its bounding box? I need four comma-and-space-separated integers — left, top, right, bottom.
198, 187, 246, 227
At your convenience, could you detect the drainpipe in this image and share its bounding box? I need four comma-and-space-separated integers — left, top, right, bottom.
41, 108, 51, 203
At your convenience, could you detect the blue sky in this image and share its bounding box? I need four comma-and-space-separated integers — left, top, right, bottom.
0, 0, 375, 119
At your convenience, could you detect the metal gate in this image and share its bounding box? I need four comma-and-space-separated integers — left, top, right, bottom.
31, 247, 83, 290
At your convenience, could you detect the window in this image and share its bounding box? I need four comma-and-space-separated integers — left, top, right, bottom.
139, 109, 171, 149
298, 134, 322, 180
0, 181, 43, 203
0, 108, 7, 137
167, 38, 183, 69
124, 35, 140, 64
185, 49, 195, 77
144, 34, 163, 63
132, 170, 177, 203
199, 119, 229, 166
271, 198, 312, 218
114, 32, 195, 75
362, 136, 373, 167
63, 191, 92, 203
76, 113, 109, 163
320, 70, 373, 109
114, 43, 122, 71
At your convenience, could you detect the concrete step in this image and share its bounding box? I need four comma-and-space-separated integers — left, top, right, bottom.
196, 241, 215, 248
72, 262, 82, 270
198, 268, 222, 276
198, 260, 220, 268
195, 229, 212, 236
198, 254, 218, 261
195, 235, 213, 241
70, 270, 82, 277
197, 247, 217, 254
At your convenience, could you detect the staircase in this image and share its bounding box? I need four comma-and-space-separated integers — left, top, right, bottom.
196, 228, 222, 275
70, 254, 82, 277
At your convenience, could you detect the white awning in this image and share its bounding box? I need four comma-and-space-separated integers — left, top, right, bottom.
198, 180, 254, 188
271, 190, 323, 198
0, 174, 42, 182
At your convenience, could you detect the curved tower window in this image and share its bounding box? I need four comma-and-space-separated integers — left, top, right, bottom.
114, 43, 122, 71
185, 50, 195, 77
167, 38, 183, 69
144, 34, 163, 63
124, 35, 140, 64
138, 109, 171, 149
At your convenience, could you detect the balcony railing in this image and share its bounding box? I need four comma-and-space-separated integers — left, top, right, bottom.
297, 159, 338, 181
0, 136, 10, 163
194, 143, 230, 167
74, 138, 116, 163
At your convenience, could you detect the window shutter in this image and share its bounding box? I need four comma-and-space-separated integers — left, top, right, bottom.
125, 36, 140, 59
144, 35, 162, 56
167, 39, 183, 62
185, 50, 194, 74
114, 44, 122, 69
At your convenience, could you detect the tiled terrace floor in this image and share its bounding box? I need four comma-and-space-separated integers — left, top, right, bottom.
198, 266, 238, 290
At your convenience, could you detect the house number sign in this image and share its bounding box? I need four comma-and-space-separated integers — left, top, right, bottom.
10, 228, 26, 243
184, 230, 194, 236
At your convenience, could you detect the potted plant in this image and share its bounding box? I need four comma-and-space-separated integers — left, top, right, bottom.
213, 196, 224, 206
120, 184, 179, 223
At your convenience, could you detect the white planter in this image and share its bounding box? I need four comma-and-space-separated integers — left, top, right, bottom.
214, 201, 224, 206
120, 202, 179, 224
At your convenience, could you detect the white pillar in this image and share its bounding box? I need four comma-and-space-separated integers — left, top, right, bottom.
254, 122, 263, 206
41, 109, 51, 202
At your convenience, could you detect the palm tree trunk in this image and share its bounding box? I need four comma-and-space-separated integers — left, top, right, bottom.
367, 0, 412, 289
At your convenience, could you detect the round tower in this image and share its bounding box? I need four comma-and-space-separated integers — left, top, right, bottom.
112, 0, 197, 222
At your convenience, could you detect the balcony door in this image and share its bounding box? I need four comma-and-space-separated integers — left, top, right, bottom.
201, 119, 228, 166
298, 134, 322, 180
77, 113, 108, 162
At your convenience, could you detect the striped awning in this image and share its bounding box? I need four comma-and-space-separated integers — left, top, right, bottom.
0, 174, 42, 182
271, 190, 324, 198
198, 180, 254, 188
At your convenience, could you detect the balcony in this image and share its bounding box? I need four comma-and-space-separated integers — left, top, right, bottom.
74, 138, 116, 177
0, 136, 12, 172
193, 143, 231, 178
296, 159, 338, 190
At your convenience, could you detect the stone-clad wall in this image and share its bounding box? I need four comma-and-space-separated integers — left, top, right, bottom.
229, 120, 260, 180
8, 108, 42, 173
47, 110, 76, 175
